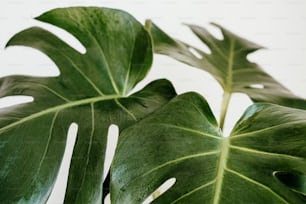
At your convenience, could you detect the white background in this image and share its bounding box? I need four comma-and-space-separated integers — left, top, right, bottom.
0, 1, 306, 203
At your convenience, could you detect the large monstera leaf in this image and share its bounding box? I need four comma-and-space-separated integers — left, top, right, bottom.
111, 93, 306, 203
0, 7, 176, 203
149, 22, 306, 109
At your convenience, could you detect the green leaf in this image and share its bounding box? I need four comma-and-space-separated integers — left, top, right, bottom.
150, 22, 306, 109
111, 93, 306, 203
0, 7, 176, 203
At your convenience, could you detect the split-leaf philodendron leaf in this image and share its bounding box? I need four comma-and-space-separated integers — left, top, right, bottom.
111, 93, 306, 203
0, 7, 176, 203
149, 22, 306, 109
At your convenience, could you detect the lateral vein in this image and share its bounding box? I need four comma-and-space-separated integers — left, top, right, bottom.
36, 111, 59, 175
157, 124, 221, 140
76, 103, 95, 198
231, 120, 306, 139
225, 168, 289, 204
171, 179, 216, 204
115, 99, 137, 121
230, 145, 304, 160
142, 151, 219, 178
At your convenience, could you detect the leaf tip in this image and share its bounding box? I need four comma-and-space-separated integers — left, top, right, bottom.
33, 9, 51, 22
5, 30, 23, 49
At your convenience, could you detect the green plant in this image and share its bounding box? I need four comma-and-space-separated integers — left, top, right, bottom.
0, 6, 305, 204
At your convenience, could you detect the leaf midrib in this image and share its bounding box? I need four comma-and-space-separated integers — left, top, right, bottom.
213, 138, 230, 204
0, 94, 121, 134
225, 38, 235, 92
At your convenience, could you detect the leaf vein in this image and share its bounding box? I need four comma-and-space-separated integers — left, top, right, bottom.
0, 95, 120, 134
231, 120, 306, 139
157, 123, 221, 140
225, 168, 289, 204
30, 83, 70, 102
123, 22, 135, 95
86, 31, 120, 95
76, 103, 95, 198
225, 38, 235, 92
36, 111, 59, 175
230, 145, 304, 160
142, 151, 219, 178
63, 52, 105, 96
213, 139, 230, 204
171, 179, 216, 204
115, 99, 137, 121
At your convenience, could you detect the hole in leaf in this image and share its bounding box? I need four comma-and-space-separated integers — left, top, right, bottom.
185, 26, 212, 54
47, 123, 78, 204
103, 124, 119, 181
0, 96, 33, 109
200, 43, 212, 55
249, 84, 264, 89
2, 48, 60, 77
274, 171, 306, 196
142, 178, 176, 204
37, 21, 86, 54
104, 193, 111, 204
207, 24, 224, 40
188, 47, 203, 59
246, 50, 265, 63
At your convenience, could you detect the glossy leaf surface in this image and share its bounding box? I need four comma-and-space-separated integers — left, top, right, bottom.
150, 23, 306, 109
0, 7, 176, 203
112, 93, 306, 203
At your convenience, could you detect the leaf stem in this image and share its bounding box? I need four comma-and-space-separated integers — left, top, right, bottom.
219, 91, 231, 131
145, 19, 152, 32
